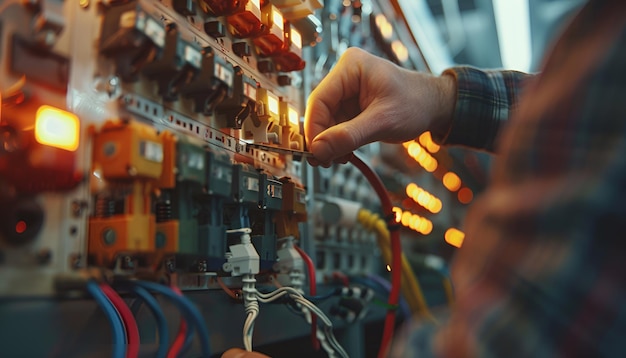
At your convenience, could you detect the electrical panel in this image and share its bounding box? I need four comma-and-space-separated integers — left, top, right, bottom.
0, 0, 458, 356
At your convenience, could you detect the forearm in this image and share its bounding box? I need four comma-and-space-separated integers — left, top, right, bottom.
433, 67, 532, 152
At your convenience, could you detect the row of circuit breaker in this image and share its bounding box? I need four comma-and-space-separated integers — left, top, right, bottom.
88, 118, 308, 274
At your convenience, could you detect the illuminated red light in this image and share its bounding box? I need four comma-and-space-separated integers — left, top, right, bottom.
15, 220, 27, 234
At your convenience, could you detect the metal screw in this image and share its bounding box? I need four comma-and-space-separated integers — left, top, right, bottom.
196, 260, 207, 272
102, 228, 116, 246
36, 249, 52, 265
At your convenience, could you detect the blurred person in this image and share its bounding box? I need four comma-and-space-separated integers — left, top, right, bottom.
223, 0, 626, 357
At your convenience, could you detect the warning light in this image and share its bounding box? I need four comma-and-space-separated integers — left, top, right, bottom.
290, 27, 302, 49
386, 264, 391, 272
392, 207, 402, 223
35, 105, 80, 151
287, 106, 299, 128
15, 220, 27, 234
267, 91, 280, 117
445, 228, 465, 248
272, 7, 284, 31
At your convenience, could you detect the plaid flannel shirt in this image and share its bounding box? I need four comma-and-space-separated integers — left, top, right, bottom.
392, 1, 626, 357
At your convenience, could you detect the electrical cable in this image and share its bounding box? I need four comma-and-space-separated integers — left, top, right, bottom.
294, 245, 320, 351
256, 287, 348, 358
358, 209, 437, 322
86, 281, 126, 358
135, 281, 212, 358
170, 285, 194, 358
359, 274, 411, 319
167, 318, 187, 358
130, 285, 170, 358
348, 153, 402, 358
216, 276, 240, 300
100, 283, 141, 358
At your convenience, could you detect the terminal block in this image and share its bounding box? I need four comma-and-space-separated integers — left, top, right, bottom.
196, 148, 232, 270
217, 67, 258, 129
181, 48, 234, 115
88, 120, 163, 267
252, 4, 286, 57
224, 0, 265, 38
273, 22, 306, 72
155, 134, 206, 258
280, 102, 304, 150
243, 88, 282, 145
99, 2, 166, 82
250, 171, 283, 269
275, 177, 307, 239
142, 25, 202, 101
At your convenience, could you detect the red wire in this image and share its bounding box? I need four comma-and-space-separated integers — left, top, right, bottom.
294, 245, 320, 351
167, 286, 188, 358
99, 283, 141, 358
349, 153, 401, 358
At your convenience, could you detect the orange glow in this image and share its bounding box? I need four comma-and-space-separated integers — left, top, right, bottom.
35, 105, 80, 151
409, 215, 420, 230
443, 172, 461, 192
430, 199, 442, 214
402, 142, 411, 148
408, 142, 420, 157
445, 228, 465, 248
418, 131, 440, 153
392, 207, 402, 223
421, 220, 433, 235
386, 264, 392, 272
401, 212, 412, 227
458, 187, 474, 204
406, 183, 418, 198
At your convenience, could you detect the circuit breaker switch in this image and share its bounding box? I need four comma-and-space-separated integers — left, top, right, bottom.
223, 228, 260, 276
226, 0, 264, 38
252, 4, 286, 56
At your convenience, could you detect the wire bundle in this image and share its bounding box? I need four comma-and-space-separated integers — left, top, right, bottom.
256, 286, 348, 358
348, 153, 402, 358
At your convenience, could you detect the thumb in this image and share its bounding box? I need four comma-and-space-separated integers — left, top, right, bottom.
310, 109, 383, 163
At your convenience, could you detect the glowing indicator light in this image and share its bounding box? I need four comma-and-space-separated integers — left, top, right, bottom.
386, 264, 391, 272
291, 27, 302, 49
392, 207, 402, 223
288, 106, 299, 127
375, 14, 393, 40
250, 0, 260, 9
267, 92, 280, 117
419, 131, 440, 153
35, 105, 80, 151
15, 220, 27, 234
443, 172, 461, 192
445, 228, 465, 248
272, 8, 284, 31
401, 212, 411, 227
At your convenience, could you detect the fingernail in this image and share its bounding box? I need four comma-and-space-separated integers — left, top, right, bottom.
311, 139, 333, 163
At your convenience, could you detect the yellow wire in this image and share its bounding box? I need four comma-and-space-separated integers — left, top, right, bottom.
357, 209, 438, 323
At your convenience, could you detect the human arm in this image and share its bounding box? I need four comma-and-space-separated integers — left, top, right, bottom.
304, 48, 531, 165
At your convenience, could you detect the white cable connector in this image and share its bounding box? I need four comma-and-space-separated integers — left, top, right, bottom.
223, 228, 260, 276
242, 274, 259, 352
273, 236, 304, 290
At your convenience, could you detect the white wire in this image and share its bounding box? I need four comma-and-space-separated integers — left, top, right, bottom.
243, 309, 259, 352
255, 287, 349, 358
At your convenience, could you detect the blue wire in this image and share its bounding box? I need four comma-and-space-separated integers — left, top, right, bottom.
86, 281, 126, 358
130, 285, 170, 358
135, 281, 212, 358
179, 322, 196, 357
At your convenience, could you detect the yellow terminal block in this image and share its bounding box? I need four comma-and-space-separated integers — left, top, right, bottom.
275, 177, 307, 238
243, 88, 282, 145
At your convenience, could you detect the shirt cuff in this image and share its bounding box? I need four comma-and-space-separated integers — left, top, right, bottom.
435, 66, 527, 152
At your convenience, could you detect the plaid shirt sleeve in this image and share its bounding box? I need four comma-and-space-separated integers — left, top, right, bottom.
392, 2, 626, 357
436, 67, 531, 152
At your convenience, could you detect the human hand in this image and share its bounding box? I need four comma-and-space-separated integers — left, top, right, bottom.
304, 47, 456, 166
221, 348, 271, 358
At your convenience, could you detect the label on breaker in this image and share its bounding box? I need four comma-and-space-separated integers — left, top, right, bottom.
185, 45, 202, 69
246, 177, 259, 192
186, 152, 204, 170
214, 62, 233, 87
144, 17, 165, 48
212, 166, 232, 183
243, 82, 257, 101
140, 141, 164, 162
268, 184, 282, 199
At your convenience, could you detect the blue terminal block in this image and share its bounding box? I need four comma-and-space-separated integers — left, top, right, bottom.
197, 147, 233, 270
